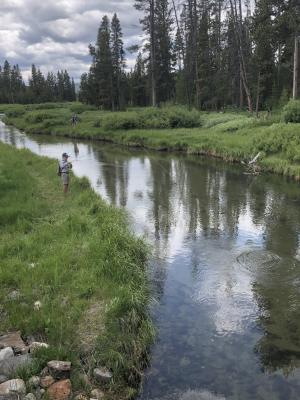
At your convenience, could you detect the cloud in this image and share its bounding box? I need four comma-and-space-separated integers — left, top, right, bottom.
0, 0, 143, 83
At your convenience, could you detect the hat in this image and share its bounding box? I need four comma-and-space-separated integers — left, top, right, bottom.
62, 152, 69, 158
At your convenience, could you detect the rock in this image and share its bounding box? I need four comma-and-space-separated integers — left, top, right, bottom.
34, 301, 41, 311
90, 389, 104, 399
25, 394, 37, 400
33, 388, 43, 400
40, 375, 55, 389
93, 367, 112, 384
0, 376, 7, 384
7, 290, 21, 301
28, 376, 40, 388
47, 379, 72, 400
0, 354, 32, 376
0, 347, 14, 361
74, 395, 88, 400
47, 361, 71, 380
29, 342, 49, 353
39, 367, 49, 377
0, 379, 26, 395
0, 395, 19, 400
0, 332, 27, 354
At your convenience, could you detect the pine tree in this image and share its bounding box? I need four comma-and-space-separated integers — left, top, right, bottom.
131, 52, 148, 106
135, 0, 157, 106
71, 78, 76, 101
92, 15, 113, 109
252, 0, 275, 109
154, 0, 175, 103
111, 13, 126, 110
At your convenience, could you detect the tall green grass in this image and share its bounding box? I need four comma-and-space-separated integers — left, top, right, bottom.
0, 142, 154, 399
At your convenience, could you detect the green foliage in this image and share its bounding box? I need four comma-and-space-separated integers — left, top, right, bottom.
70, 103, 97, 114
282, 100, 300, 123
25, 112, 56, 123
0, 142, 153, 397
99, 107, 202, 130
5, 105, 26, 117
4, 102, 300, 179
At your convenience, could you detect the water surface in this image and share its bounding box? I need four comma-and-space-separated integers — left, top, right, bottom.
2, 121, 300, 400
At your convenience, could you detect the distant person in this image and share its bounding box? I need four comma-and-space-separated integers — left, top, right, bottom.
58, 152, 72, 194
71, 114, 78, 126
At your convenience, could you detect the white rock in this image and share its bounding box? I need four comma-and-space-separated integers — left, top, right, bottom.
29, 342, 49, 352
90, 389, 104, 399
0, 379, 26, 395
34, 301, 41, 311
93, 367, 112, 384
28, 375, 40, 388
25, 393, 37, 400
0, 347, 14, 361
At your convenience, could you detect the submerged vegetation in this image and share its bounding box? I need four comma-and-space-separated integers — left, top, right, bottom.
2, 101, 300, 179
0, 141, 154, 398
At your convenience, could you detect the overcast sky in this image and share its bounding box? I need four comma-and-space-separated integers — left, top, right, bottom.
0, 0, 144, 83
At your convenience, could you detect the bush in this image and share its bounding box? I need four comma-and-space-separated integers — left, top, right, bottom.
99, 107, 202, 131
5, 105, 26, 118
282, 100, 300, 123
25, 103, 65, 111
70, 103, 97, 114
25, 112, 56, 123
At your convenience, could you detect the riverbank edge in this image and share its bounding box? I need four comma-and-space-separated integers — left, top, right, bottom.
0, 141, 154, 399
3, 115, 300, 181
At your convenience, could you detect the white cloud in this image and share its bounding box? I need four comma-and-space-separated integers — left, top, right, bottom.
0, 0, 143, 83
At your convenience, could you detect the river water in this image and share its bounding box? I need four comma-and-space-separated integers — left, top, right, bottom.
2, 121, 300, 399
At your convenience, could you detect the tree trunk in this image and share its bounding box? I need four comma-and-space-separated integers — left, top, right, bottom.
239, 63, 243, 108
229, 0, 253, 112
293, 34, 299, 100
256, 71, 260, 118
171, 0, 191, 107
150, 0, 156, 106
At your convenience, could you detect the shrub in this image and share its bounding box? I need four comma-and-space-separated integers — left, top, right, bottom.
102, 113, 140, 130
5, 105, 26, 118
99, 107, 202, 131
25, 103, 65, 111
25, 112, 56, 123
282, 100, 300, 123
167, 107, 201, 128
70, 103, 97, 114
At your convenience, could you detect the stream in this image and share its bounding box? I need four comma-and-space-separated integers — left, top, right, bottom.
2, 120, 300, 399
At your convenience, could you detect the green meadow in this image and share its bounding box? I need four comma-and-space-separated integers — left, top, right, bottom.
1, 101, 300, 178
0, 141, 154, 399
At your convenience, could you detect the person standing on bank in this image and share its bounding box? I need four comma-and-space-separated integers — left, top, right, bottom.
58, 152, 72, 193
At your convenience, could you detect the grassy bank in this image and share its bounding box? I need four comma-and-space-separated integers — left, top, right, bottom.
0, 141, 154, 399
1, 102, 300, 179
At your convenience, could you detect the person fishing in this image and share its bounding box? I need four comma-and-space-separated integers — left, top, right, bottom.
58, 152, 72, 193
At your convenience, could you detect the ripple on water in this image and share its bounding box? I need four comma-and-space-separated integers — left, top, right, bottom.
236, 249, 281, 273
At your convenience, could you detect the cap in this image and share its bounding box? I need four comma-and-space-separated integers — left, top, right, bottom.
62, 152, 69, 158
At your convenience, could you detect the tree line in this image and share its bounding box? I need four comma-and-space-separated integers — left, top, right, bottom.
80, 0, 300, 111
0, 61, 76, 104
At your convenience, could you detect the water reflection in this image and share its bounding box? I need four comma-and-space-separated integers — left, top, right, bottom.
2, 121, 300, 399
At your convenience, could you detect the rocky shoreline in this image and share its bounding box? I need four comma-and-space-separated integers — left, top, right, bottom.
0, 332, 112, 400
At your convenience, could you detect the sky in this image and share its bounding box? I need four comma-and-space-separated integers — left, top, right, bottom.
0, 0, 144, 83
